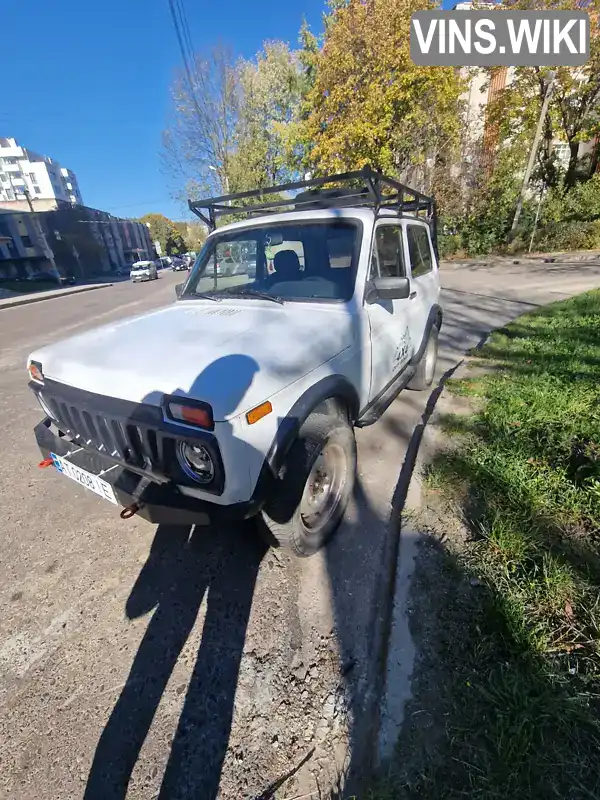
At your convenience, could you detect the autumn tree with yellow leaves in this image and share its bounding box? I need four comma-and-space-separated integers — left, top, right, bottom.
299, 0, 465, 198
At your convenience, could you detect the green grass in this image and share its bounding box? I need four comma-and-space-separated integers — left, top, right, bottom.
371, 290, 600, 800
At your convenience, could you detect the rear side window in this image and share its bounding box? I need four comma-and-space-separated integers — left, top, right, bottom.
372, 225, 405, 278
406, 225, 433, 278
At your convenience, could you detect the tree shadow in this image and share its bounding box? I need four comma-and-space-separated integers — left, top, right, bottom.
85, 353, 267, 799
85, 522, 266, 800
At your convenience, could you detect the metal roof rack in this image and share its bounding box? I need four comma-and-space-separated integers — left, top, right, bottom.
188, 165, 436, 233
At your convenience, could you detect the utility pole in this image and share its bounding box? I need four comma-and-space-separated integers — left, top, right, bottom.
8, 171, 58, 273
510, 71, 556, 234
22, 185, 58, 274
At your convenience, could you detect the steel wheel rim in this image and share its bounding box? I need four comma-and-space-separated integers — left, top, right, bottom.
300, 442, 347, 533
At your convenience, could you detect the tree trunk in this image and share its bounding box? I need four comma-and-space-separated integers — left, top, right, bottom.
564, 140, 580, 188
589, 136, 600, 177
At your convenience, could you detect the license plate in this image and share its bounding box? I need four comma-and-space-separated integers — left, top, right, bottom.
50, 453, 118, 505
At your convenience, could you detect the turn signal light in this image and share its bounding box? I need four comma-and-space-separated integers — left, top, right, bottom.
246, 401, 272, 425
28, 361, 44, 384
166, 399, 214, 430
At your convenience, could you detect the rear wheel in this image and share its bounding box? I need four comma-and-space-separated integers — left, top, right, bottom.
409, 324, 439, 390
259, 412, 356, 557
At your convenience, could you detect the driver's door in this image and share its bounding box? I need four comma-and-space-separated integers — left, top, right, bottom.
365, 223, 420, 402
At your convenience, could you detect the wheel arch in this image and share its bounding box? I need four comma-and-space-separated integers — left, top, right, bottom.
265, 375, 359, 476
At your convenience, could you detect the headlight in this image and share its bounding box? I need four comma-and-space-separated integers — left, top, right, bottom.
177, 441, 215, 484
28, 360, 44, 384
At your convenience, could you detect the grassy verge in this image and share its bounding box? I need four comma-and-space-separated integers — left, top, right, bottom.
372, 290, 600, 799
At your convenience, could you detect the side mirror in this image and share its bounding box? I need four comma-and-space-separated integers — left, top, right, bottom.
175, 283, 184, 298
371, 276, 410, 301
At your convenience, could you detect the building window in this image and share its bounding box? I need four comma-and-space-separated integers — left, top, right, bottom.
34, 186, 41, 194
29, 172, 37, 182
21, 235, 33, 248
5, 188, 14, 200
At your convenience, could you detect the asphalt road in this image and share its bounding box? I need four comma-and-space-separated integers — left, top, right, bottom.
1, 259, 599, 800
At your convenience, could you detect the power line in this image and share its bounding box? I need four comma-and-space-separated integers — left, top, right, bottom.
168, 0, 196, 100
167, 0, 204, 126
176, 0, 197, 81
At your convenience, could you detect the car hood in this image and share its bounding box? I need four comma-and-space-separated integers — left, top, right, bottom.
30, 300, 355, 420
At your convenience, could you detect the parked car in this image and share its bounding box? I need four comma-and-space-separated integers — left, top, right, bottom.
172, 257, 188, 272
28, 167, 441, 558
130, 261, 158, 282
59, 275, 77, 286
28, 271, 61, 283
154, 257, 172, 270
215, 256, 246, 277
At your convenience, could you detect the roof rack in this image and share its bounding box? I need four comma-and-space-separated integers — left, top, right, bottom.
188, 165, 436, 233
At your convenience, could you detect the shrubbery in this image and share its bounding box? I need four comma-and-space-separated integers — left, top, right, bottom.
439, 174, 600, 259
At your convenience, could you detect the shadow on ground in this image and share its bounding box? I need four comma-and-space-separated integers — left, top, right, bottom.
85, 522, 266, 800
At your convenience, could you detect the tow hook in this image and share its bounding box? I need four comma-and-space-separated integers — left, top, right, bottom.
38, 457, 54, 468
120, 502, 143, 520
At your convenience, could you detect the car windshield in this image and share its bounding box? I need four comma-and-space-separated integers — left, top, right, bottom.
183, 220, 361, 303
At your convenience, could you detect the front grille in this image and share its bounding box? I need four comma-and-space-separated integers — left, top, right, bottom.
46, 395, 162, 472
32, 378, 225, 495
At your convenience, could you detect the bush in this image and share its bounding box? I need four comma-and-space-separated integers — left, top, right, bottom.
438, 231, 462, 258
533, 219, 600, 252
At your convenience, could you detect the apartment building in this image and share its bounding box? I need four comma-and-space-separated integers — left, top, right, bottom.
0, 206, 154, 281
0, 137, 83, 209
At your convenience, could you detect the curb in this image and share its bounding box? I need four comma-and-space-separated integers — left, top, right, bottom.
377, 358, 469, 766
0, 283, 113, 311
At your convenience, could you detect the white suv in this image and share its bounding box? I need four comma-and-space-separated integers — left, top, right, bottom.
28, 168, 441, 557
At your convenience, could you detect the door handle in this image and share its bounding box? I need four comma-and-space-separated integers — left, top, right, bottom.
409, 291, 417, 300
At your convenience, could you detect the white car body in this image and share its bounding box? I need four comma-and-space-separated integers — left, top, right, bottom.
130, 261, 158, 282
28, 206, 441, 521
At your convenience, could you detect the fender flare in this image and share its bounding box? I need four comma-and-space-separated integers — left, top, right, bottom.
265, 375, 360, 475
410, 303, 443, 365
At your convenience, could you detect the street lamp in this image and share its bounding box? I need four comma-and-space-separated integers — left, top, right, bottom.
208, 165, 229, 195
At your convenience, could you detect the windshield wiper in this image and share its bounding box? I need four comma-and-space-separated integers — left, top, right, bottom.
225, 288, 285, 305
185, 291, 222, 302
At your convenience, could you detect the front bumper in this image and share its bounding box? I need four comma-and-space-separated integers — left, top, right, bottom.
35, 417, 265, 526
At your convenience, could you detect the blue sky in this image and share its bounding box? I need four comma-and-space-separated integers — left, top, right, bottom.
2, 0, 456, 221
1, 0, 327, 219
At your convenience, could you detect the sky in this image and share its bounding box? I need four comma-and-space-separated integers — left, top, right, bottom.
2, 0, 456, 221
1, 0, 327, 220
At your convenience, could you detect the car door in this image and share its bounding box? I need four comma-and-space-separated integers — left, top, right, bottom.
404, 222, 439, 350
365, 222, 422, 402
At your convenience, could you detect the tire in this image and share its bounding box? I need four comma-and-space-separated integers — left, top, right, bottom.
259, 412, 356, 557
409, 324, 439, 391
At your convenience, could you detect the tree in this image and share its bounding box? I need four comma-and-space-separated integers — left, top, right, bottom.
487, 0, 600, 191
232, 41, 303, 189
299, 0, 464, 193
139, 213, 186, 256
163, 44, 241, 201
173, 220, 207, 251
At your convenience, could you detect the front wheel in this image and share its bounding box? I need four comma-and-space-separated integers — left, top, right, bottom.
259, 412, 356, 557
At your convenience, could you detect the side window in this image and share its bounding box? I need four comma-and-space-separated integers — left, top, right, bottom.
406, 225, 433, 278
373, 225, 405, 278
